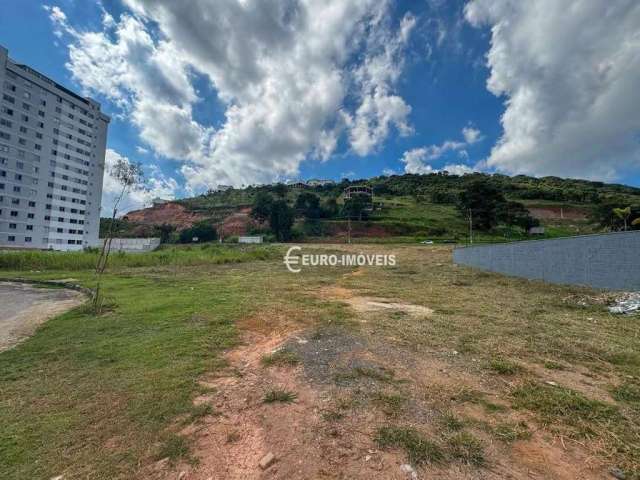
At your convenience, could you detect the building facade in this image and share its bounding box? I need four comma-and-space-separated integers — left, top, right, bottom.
0, 45, 109, 251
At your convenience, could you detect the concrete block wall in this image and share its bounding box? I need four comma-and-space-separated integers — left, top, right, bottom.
101, 237, 160, 253
453, 231, 640, 291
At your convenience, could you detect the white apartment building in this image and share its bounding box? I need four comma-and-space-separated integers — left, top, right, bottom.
0, 45, 109, 251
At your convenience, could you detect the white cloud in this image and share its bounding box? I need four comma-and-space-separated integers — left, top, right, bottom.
401, 147, 474, 176
400, 126, 482, 175
401, 126, 482, 174
102, 149, 179, 216
49, 1, 417, 191
465, 0, 640, 180
462, 126, 482, 145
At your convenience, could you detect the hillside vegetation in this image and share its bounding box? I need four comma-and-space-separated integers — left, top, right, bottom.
102, 172, 640, 243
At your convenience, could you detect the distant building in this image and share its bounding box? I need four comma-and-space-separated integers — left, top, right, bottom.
238, 235, 263, 244
307, 179, 335, 187
0, 45, 109, 251
217, 185, 232, 192
290, 181, 309, 189
344, 185, 373, 199
529, 226, 545, 235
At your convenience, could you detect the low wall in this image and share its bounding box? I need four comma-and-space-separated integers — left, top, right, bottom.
452, 231, 640, 291
100, 238, 161, 253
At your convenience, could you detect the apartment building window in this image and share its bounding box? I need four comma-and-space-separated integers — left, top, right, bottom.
22, 102, 30, 111
3, 94, 15, 104
25, 237, 32, 243
11, 198, 19, 205
19, 126, 27, 133
9, 223, 17, 228
0, 132, 10, 141
26, 225, 33, 231
7, 236, 15, 242
10, 211, 18, 217
13, 186, 20, 193
28, 201, 35, 207
27, 213, 34, 219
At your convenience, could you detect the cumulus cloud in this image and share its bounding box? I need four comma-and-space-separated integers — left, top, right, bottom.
465, 0, 640, 180
400, 146, 474, 176
401, 126, 482, 174
48, 1, 417, 190
102, 149, 179, 216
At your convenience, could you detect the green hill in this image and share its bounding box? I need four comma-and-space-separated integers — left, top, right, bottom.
103, 172, 640, 243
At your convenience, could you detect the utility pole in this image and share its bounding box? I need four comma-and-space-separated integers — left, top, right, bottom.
348, 216, 351, 244
468, 208, 473, 245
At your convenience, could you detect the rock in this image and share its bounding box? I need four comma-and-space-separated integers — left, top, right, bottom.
177, 472, 187, 480
50, 476, 64, 480
259, 452, 276, 470
400, 463, 418, 480
545, 381, 558, 387
610, 467, 626, 479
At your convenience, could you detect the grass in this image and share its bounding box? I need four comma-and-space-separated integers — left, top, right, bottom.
511, 382, 620, 433
487, 357, 524, 375
263, 389, 298, 403
371, 392, 407, 416
446, 432, 486, 467
1, 243, 639, 476
0, 244, 278, 271
260, 349, 300, 367
375, 426, 444, 466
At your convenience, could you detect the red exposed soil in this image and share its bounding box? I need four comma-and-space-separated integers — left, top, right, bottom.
527, 206, 588, 220
219, 208, 256, 237
124, 203, 205, 230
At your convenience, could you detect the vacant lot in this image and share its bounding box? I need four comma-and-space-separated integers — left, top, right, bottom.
0, 244, 638, 479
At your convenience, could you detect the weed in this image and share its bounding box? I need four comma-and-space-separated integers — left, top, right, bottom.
543, 360, 565, 370
321, 410, 345, 422
375, 426, 444, 465
263, 389, 297, 403
260, 349, 300, 367
492, 421, 531, 442
446, 432, 486, 466
372, 392, 407, 416
488, 357, 523, 375
157, 434, 190, 462
187, 403, 214, 423
512, 382, 620, 433
439, 411, 464, 431
612, 382, 640, 405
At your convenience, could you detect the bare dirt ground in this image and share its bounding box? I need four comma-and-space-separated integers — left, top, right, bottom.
0, 281, 85, 352
151, 246, 621, 480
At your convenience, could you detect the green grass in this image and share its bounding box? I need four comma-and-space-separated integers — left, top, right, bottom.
487, 357, 524, 375
0, 244, 278, 271
260, 349, 300, 367
0, 254, 275, 478
511, 382, 620, 433
263, 389, 297, 403
491, 421, 531, 442
446, 432, 486, 467
371, 392, 407, 416
375, 426, 444, 466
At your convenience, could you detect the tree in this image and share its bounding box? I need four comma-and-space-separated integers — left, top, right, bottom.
295, 192, 322, 219
251, 191, 273, 222
155, 223, 176, 244
273, 183, 288, 198
458, 180, 536, 231
179, 221, 217, 243
342, 195, 370, 221
457, 180, 503, 231
95, 158, 144, 311
497, 201, 540, 230
613, 206, 632, 231
269, 199, 295, 241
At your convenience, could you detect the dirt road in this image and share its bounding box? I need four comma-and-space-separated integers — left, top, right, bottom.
0, 281, 85, 352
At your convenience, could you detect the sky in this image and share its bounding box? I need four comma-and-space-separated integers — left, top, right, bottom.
1, 0, 639, 214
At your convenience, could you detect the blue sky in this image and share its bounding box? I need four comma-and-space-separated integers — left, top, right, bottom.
2, 1, 639, 212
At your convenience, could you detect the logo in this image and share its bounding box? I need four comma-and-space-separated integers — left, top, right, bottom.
283, 246, 396, 273
284, 246, 303, 273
